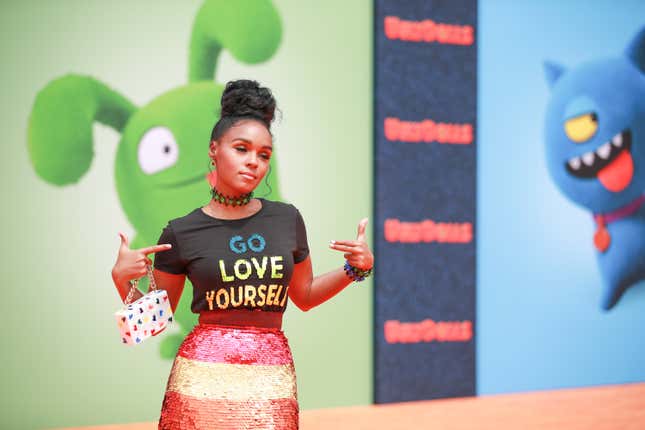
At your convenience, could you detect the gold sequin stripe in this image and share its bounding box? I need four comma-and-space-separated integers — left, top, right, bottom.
167, 355, 297, 401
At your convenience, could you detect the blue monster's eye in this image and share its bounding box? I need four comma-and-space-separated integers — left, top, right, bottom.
137, 126, 179, 174
564, 112, 598, 143
562, 95, 599, 143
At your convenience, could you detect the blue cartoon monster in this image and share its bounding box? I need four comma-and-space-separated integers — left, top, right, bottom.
543, 27, 645, 310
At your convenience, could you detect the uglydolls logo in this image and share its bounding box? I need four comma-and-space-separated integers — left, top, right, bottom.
205, 233, 289, 310
384, 319, 473, 344
384, 218, 473, 243
384, 16, 474, 45
384, 117, 473, 145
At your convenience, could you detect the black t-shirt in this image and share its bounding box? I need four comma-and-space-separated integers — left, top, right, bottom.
153, 198, 309, 314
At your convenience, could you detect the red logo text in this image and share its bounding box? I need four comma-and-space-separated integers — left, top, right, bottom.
384, 117, 473, 145
385, 319, 473, 343
384, 16, 474, 45
384, 218, 472, 243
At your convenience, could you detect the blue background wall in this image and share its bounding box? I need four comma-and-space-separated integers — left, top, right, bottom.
477, 0, 645, 394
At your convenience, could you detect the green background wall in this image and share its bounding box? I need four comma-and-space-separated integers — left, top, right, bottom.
1, 1, 373, 428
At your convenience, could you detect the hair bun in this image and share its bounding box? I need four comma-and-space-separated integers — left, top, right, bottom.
220, 79, 276, 127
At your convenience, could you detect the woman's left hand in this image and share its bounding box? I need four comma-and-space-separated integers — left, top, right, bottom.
329, 218, 374, 270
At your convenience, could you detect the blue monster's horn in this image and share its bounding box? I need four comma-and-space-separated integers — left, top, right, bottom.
625, 26, 645, 73
543, 61, 566, 89
188, 0, 282, 83
27, 74, 136, 185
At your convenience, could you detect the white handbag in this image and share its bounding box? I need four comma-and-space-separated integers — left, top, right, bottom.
114, 264, 173, 345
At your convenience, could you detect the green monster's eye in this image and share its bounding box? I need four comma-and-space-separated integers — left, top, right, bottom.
138, 126, 179, 174
564, 112, 598, 143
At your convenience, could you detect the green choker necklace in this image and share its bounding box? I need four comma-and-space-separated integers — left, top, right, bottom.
211, 187, 253, 206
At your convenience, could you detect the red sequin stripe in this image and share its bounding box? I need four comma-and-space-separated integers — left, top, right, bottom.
159, 391, 299, 429
178, 323, 294, 365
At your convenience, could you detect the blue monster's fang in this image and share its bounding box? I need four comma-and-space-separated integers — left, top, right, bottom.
565, 129, 631, 178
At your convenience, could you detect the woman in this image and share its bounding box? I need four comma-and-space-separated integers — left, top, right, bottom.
111, 79, 373, 429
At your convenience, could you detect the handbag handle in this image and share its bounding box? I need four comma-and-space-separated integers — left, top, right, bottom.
124, 264, 158, 305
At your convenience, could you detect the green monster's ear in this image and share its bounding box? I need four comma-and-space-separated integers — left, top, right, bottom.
189, 0, 282, 82
27, 74, 136, 185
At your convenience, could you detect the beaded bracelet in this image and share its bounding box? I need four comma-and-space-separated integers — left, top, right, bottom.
343, 260, 373, 282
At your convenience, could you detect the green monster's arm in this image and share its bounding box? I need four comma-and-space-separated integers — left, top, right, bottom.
27, 74, 136, 185
189, 0, 282, 82
189, 0, 283, 201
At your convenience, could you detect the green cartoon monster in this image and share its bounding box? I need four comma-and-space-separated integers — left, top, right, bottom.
27, 0, 283, 359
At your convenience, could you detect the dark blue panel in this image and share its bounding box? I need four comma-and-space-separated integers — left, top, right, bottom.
374, 0, 477, 403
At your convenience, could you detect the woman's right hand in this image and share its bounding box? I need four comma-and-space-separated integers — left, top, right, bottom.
112, 231, 172, 283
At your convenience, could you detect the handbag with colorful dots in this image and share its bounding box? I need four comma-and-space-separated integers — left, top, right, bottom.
114, 264, 173, 345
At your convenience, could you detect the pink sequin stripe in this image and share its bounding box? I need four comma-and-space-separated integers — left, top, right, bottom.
159, 392, 299, 430
178, 323, 294, 365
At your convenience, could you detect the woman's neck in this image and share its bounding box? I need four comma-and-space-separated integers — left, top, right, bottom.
203, 198, 262, 220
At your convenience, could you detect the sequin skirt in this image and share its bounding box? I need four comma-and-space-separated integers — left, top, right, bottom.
158, 323, 299, 429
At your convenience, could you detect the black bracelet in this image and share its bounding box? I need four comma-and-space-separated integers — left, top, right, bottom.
343, 260, 373, 282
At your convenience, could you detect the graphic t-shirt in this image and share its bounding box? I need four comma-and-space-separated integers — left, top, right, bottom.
153, 198, 309, 314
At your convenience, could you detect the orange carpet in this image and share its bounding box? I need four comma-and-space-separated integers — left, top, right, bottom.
56, 382, 645, 430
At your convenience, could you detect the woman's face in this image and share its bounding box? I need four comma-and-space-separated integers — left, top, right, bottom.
209, 119, 273, 196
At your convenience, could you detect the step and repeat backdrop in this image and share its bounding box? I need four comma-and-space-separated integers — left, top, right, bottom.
2, 0, 645, 428
374, 0, 645, 404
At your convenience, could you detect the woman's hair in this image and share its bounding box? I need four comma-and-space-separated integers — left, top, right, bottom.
210, 79, 277, 142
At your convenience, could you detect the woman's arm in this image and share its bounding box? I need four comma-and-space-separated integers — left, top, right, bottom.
151, 270, 186, 314
289, 218, 373, 311
289, 255, 353, 311
112, 268, 186, 314
111, 232, 185, 313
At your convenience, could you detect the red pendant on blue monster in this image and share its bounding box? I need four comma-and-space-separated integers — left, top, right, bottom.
597, 149, 634, 192
593, 215, 611, 252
